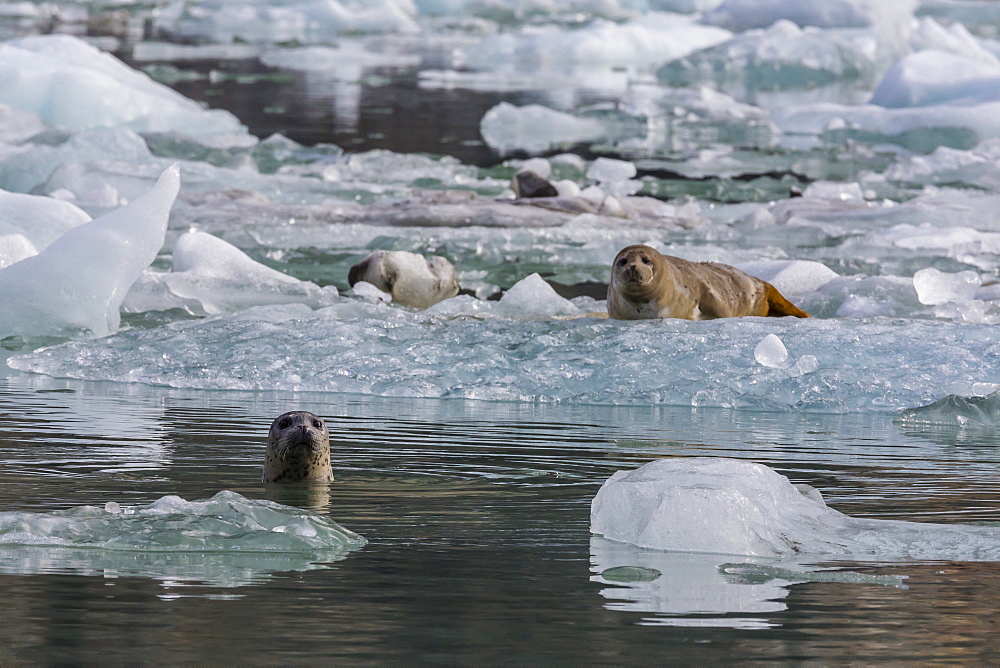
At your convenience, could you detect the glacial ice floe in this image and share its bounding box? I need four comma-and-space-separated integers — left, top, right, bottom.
591, 457, 1000, 560
124, 231, 340, 316
0, 165, 178, 340
0, 35, 246, 143
0, 490, 366, 587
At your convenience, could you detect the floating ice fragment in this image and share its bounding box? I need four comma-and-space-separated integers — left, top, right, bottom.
0, 35, 246, 140
499, 273, 580, 317
754, 334, 788, 368
736, 260, 838, 301
912, 267, 980, 306
591, 458, 1000, 560
586, 157, 637, 184
0, 490, 365, 588
0, 164, 179, 339
124, 231, 340, 316
871, 50, 1000, 109
702, 0, 880, 30
0, 188, 92, 263
896, 391, 1000, 429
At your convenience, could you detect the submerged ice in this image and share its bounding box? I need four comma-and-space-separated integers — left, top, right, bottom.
591, 458, 1000, 560
0, 490, 366, 587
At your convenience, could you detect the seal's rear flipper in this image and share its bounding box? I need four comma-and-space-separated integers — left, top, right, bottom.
764, 283, 810, 318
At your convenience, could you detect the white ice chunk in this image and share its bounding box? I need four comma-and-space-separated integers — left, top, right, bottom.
0, 102, 48, 143
754, 334, 788, 368
0, 165, 179, 339
0, 35, 246, 140
480, 102, 607, 154
871, 50, 1000, 108
586, 157, 637, 183
912, 267, 981, 306
0, 234, 37, 270
351, 280, 392, 304
124, 231, 340, 316
0, 189, 92, 264
464, 13, 730, 77
0, 490, 365, 587
736, 260, 839, 301
591, 457, 1000, 560
154, 0, 419, 44
499, 273, 579, 317
702, 0, 882, 30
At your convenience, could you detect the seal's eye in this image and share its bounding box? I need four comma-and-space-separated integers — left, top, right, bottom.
278, 419, 290, 429
616, 258, 628, 267
641, 257, 652, 265
313, 419, 323, 429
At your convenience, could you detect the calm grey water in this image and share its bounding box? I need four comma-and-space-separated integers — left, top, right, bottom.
3, 368, 1000, 664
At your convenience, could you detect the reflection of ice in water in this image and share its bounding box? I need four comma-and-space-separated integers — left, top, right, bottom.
591, 538, 907, 629
0, 491, 365, 591
590, 536, 789, 629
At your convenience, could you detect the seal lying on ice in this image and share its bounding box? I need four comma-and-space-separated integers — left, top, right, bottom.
607, 244, 810, 321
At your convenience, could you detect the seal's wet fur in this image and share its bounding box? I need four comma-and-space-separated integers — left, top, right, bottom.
262, 411, 334, 483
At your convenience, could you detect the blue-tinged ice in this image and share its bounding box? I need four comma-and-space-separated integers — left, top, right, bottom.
0, 165, 178, 339
896, 391, 1000, 429
0, 490, 366, 588
0, 35, 247, 143
124, 231, 340, 316
9, 310, 1000, 411
591, 458, 1000, 560
0, 188, 91, 268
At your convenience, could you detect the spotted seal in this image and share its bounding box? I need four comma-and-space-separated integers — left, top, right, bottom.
607, 244, 810, 320
262, 411, 334, 483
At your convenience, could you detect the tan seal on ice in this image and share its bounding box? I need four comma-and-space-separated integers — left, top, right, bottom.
262, 411, 334, 483
607, 244, 810, 321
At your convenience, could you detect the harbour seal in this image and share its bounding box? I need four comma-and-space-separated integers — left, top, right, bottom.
262, 411, 334, 483
348, 250, 460, 309
607, 244, 810, 320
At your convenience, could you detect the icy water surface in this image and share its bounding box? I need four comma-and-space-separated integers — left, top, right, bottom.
3, 372, 1000, 663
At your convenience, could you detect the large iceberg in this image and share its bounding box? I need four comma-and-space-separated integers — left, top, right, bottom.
0, 165, 179, 340
591, 458, 1000, 560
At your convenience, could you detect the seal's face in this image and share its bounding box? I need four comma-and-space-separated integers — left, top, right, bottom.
263, 411, 334, 483
612, 245, 660, 293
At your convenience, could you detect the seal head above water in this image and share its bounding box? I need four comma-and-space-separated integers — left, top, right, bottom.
607, 244, 810, 321
262, 411, 334, 483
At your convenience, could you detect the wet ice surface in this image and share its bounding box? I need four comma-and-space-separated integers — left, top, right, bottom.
591, 457, 1000, 559
0, 491, 365, 587
9, 309, 1000, 412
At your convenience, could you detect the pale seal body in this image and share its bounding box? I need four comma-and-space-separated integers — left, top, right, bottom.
607, 244, 810, 321
262, 411, 334, 483
348, 250, 459, 309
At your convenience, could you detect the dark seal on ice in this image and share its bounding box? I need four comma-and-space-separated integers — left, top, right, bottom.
262, 411, 334, 483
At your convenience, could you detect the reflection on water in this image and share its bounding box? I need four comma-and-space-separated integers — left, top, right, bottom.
3, 372, 1000, 662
